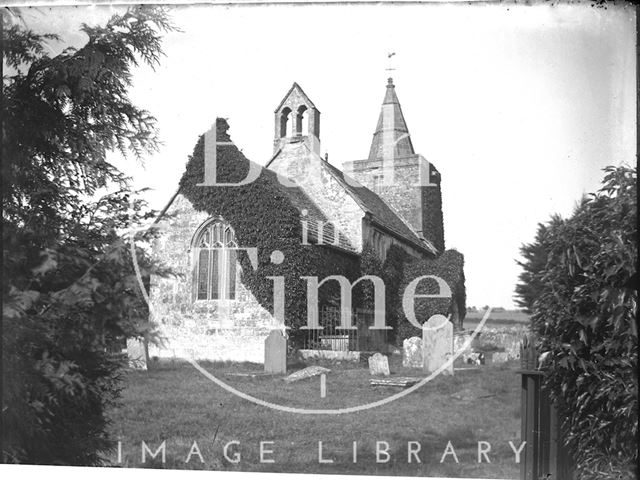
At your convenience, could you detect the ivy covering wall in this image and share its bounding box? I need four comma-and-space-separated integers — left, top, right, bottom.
391, 247, 466, 344
178, 119, 359, 345
422, 176, 445, 252
178, 118, 465, 347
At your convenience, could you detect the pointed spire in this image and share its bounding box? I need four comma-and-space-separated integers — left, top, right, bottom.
368, 78, 415, 162
383, 77, 400, 104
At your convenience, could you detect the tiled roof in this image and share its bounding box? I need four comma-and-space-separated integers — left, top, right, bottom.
368, 77, 415, 162
274, 82, 319, 113
321, 161, 435, 254
273, 174, 357, 253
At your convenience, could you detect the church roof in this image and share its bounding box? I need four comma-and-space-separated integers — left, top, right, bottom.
277, 178, 356, 253
322, 161, 436, 255
368, 77, 415, 162
267, 139, 435, 255
162, 167, 357, 255
274, 82, 319, 113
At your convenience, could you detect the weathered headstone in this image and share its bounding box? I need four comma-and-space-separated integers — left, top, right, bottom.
368, 353, 390, 376
492, 352, 510, 363
402, 336, 422, 368
463, 351, 483, 365
264, 330, 287, 374
284, 365, 330, 383
482, 352, 493, 365
422, 315, 454, 375
126, 339, 148, 370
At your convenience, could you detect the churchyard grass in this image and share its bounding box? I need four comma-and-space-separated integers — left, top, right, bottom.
108, 355, 522, 478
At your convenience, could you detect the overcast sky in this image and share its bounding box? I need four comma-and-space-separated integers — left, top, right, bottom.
11, 2, 636, 309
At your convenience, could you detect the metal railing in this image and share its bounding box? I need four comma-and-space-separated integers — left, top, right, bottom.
303, 306, 388, 353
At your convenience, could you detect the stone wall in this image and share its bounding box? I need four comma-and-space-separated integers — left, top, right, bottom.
148, 194, 280, 363
453, 325, 527, 363
344, 154, 445, 252
345, 156, 421, 232
362, 219, 424, 262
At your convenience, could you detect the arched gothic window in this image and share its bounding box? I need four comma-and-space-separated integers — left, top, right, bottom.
192, 219, 237, 301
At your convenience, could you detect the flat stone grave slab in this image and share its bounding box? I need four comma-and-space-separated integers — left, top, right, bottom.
284, 365, 331, 383
224, 372, 271, 378
370, 377, 421, 388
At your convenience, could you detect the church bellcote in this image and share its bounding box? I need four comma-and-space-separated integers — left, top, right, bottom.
273, 83, 321, 155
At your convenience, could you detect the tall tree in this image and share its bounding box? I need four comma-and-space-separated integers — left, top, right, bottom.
2, 6, 174, 464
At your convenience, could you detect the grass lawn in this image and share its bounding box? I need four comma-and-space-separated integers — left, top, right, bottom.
107, 355, 523, 478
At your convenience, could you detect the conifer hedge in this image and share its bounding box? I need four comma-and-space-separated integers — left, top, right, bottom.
519, 166, 637, 479
2, 6, 174, 464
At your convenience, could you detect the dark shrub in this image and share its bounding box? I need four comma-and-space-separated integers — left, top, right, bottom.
518, 166, 637, 479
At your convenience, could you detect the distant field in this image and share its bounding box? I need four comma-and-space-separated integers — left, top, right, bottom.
464, 310, 530, 327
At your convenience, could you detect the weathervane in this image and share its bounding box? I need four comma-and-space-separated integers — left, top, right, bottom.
386, 52, 396, 74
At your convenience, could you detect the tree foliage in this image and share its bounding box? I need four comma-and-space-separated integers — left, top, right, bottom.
381, 245, 410, 344
2, 6, 173, 464
514, 217, 562, 312
521, 166, 637, 479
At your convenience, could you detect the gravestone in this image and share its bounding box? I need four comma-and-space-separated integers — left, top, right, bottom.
463, 351, 483, 365
284, 365, 330, 383
492, 352, 510, 363
368, 353, 390, 376
264, 330, 287, 374
402, 336, 422, 368
126, 339, 148, 370
422, 315, 454, 375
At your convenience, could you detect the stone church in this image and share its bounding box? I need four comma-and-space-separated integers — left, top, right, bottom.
144, 78, 456, 363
